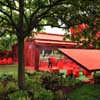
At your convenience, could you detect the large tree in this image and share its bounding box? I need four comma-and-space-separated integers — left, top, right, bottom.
0, 0, 69, 89
0, 0, 100, 89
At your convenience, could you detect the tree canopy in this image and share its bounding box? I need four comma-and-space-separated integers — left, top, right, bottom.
1, 0, 100, 36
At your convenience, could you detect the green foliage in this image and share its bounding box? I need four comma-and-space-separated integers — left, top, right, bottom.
0, 82, 6, 94
7, 82, 18, 93
25, 71, 67, 100
34, 88, 54, 100
0, 74, 14, 81
0, 81, 18, 100
25, 71, 43, 90
26, 71, 81, 93
65, 77, 81, 87
1, 0, 100, 36
0, 34, 17, 51
8, 90, 29, 100
54, 90, 67, 100
41, 72, 65, 91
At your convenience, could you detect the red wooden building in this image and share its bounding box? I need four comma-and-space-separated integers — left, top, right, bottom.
13, 32, 77, 70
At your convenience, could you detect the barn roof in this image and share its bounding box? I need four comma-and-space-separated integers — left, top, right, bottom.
59, 48, 100, 72
27, 32, 77, 48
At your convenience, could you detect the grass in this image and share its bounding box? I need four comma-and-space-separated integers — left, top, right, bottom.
0, 64, 18, 78
0, 64, 18, 72
68, 84, 100, 100
67, 72, 100, 100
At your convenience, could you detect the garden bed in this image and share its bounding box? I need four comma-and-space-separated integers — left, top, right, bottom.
0, 70, 100, 100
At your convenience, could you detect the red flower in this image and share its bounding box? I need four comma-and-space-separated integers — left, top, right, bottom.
66, 69, 73, 76
69, 23, 89, 35
77, 25, 83, 32
79, 23, 89, 30
7, 58, 13, 64
96, 32, 100, 40
2, 58, 7, 64
73, 69, 80, 77
84, 24, 89, 29
82, 70, 92, 77
69, 27, 76, 35
0, 60, 2, 64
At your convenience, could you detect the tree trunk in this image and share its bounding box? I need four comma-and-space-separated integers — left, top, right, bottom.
17, 0, 25, 89
18, 37, 25, 89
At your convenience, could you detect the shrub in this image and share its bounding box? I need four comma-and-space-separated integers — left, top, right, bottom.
26, 77, 42, 91
34, 88, 54, 100
8, 90, 29, 100
25, 71, 43, 79
0, 82, 7, 100
0, 82, 7, 94
25, 71, 43, 90
7, 82, 18, 93
0, 74, 14, 81
41, 72, 64, 91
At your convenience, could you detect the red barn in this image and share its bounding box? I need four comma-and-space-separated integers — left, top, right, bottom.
13, 32, 77, 70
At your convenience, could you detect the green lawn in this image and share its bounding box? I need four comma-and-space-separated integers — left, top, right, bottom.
67, 71, 100, 100
68, 84, 100, 100
0, 64, 18, 72
0, 64, 18, 78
